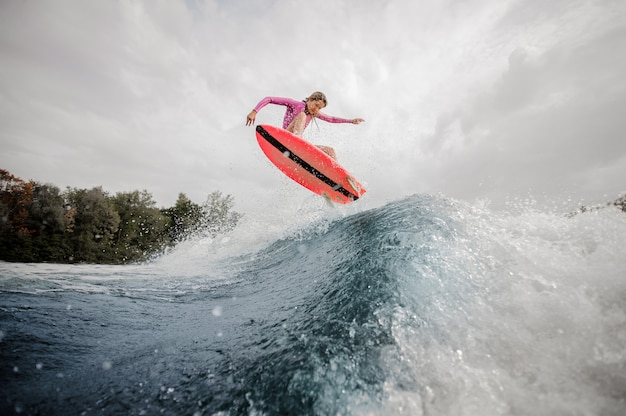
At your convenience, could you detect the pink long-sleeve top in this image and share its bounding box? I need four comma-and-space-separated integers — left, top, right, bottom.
253, 96, 353, 130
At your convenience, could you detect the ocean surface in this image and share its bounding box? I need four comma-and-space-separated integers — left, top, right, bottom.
1, 194, 625, 416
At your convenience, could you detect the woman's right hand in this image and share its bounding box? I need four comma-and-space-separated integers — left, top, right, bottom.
246, 110, 257, 126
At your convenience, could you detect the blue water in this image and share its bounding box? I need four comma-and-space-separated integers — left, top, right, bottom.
1, 194, 625, 415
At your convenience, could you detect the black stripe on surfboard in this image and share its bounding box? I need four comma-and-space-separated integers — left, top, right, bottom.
256, 125, 359, 201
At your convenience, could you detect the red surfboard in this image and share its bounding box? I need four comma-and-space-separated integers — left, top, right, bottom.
255, 124, 366, 204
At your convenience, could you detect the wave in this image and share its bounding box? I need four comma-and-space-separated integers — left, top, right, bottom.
191, 194, 626, 415
1, 194, 625, 415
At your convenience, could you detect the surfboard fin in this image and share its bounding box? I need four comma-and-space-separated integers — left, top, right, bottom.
346, 176, 360, 194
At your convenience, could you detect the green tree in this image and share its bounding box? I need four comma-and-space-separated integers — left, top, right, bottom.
201, 191, 243, 236
63, 187, 120, 263
0, 168, 244, 264
162, 193, 203, 242
109, 190, 170, 262
27, 183, 71, 261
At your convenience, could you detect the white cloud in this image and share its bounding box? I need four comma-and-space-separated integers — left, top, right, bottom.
0, 0, 624, 215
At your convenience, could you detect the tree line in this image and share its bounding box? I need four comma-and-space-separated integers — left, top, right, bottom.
0, 169, 242, 264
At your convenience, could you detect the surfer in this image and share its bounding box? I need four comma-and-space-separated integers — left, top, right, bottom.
246, 92, 364, 159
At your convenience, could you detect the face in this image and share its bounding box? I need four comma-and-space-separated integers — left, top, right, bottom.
306, 99, 326, 115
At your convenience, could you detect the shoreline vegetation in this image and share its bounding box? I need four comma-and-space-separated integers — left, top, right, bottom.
568, 194, 625, 217
1, 168, 623, 265
0, 169, 242, 264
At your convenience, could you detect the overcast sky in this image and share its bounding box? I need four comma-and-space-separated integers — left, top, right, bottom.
1, 0, 625, 215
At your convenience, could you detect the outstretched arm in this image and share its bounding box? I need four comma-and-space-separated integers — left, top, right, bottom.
316, 112, 365, 125
245, 96, 296, 126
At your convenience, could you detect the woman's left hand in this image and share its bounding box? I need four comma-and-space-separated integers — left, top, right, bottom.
352, 118, 365, 124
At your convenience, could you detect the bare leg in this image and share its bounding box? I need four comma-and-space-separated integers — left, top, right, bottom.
316, 145, 337, 160
287, 113, 337, 159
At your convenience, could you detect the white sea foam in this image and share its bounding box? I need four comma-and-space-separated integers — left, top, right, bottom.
381, 201, 626, 415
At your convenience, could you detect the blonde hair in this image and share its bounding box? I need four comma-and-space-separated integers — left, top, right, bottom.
307, 91, 327, 106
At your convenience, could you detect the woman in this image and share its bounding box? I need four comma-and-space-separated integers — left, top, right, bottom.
246, 91, 364, 160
